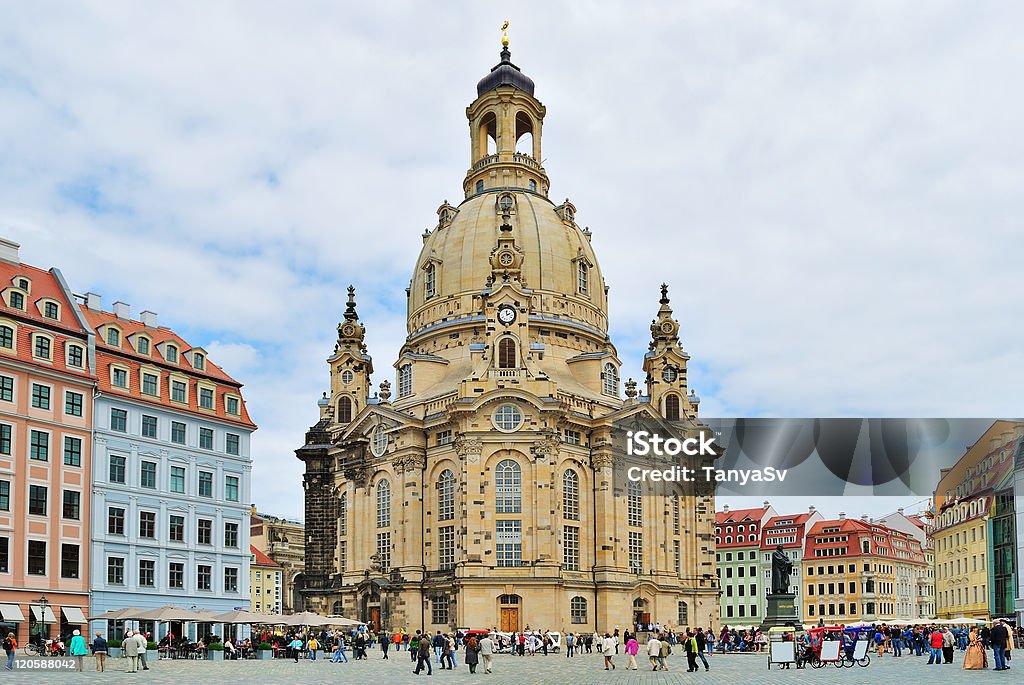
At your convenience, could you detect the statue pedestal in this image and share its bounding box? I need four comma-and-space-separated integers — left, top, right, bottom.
761, 593, 799, 632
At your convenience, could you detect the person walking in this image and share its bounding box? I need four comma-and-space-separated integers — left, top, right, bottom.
122, 631, 140, 673
601, 632, 616, 670
465, 635, 480, 674
133, 631, 149, 671
331, 632, 348, 663
927, 627, 943, 665
68, 630, 88, 672
625, 634, 639, 670
942, 627, 955, 664
380, 630, 390, 659
647, 634, 661, 671
695, 628, 710, 671
565, 632, 575, 657
658, 633, 672, 671
684, 631, 699, 672
414, 632, 432, 675
91, 632, 108, 672
440, 633, 453, 669
963, 628, 988, 670
288, 635, 303, 662
990, 620, 1009, 671
307, 635, 319, 661
3, 632, 16, 671
410, 631, 420, 663
479, 633, 494, 674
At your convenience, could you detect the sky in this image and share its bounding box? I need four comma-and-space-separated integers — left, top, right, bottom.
1, 2, 1021, 522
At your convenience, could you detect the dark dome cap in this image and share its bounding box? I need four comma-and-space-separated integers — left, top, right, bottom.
476, 47, 536, 97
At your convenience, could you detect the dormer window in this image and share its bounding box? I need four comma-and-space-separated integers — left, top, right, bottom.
8, 292, 24, 310
0, 324, 13, 349
166, 344, 178, 363
425, 263, 436, 299
111, 367, 128, 388
43, 302, 59, 320
16, 278, 29, 291
226, 396, 240, 415
397, 364, 412, 398
602, 362, 619, 396
66, 344, 84, 368
137, 337, 150, 355
106, 328, 120, 346
193, 352, 205, 370
33, 334, 51, 360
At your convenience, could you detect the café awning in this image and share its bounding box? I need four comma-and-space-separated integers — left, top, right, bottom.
61, 606, 87, 624
30, 606, 57, 623
0, 604, 25, 622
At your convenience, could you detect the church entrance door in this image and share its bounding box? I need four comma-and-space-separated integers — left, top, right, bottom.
500, 608, 519, 633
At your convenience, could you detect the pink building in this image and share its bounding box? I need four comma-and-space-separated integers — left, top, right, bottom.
0, 239, 94, 644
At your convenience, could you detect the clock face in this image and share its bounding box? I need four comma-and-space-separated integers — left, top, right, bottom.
497, 304, 517, 326
341, 324, 356, 337
663, 366, 677, 382
498, 252, 514, 266
498, 193, 514, 212
660, 321, 674, 334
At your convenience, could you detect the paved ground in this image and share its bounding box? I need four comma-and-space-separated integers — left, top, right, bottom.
3, 648, 1012, 683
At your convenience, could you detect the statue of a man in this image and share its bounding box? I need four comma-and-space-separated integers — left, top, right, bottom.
771, 543, 793, 594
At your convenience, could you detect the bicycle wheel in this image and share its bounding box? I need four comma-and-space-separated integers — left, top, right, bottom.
23, 643, 38, 656
811, 657, 824, 669
858, 655, 870, 667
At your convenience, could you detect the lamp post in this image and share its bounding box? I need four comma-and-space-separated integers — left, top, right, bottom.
35, 596, 49, 642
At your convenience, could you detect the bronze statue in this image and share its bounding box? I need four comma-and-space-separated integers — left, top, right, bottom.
770, 543, 793, 594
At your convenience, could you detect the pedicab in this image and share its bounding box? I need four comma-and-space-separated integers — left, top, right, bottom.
766, 626, 805, 670
839, 625, 871, 667
806, 625, 845, 668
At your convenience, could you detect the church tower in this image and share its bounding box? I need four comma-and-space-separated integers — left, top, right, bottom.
298, 28, 719, 635
643, 284, 700, 421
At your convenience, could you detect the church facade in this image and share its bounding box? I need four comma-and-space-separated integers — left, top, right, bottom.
297, 43, 720, 634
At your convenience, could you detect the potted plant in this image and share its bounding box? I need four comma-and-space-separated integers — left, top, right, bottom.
257, 642, 274, 660
207, 642, 225, 661
146, 641, 159, 661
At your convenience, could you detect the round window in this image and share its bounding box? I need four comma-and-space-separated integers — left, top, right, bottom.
371, 425, 388, 456
342, 370, 354, 385
662, 366, 677, 382
493, 404, 523, 432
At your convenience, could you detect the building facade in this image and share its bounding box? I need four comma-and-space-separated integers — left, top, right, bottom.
802, 515, 926, 624
250, 545, 282, 615
715, 504, 775, 624
250, 510, 304, 613
877, 507, 936, 620
757, 508, 823, 619
0, 240, 94, 644
933, 420, 1022, 621
85, 297, 257, 641
297, 43, 719, 634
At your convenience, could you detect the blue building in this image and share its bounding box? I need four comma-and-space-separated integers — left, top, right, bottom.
83, 299, 256, 641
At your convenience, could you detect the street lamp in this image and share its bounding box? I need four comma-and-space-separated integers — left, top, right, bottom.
35, 596, 49, 642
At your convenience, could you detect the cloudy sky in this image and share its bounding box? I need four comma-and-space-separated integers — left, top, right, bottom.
2, 2, 1020, 521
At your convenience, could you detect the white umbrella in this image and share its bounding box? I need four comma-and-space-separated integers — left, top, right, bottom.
327, 616, 365, 627
87, 607, 145, 621
282, 612, 335, 627
130, 606, 208, 622
210, 610, 277, 624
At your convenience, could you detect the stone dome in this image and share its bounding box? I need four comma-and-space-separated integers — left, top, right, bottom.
407, 189, 608, 340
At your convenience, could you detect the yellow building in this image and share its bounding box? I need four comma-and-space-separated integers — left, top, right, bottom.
249, 545, 282, 615
250, 510, 304, 613
296, 38, 718, 634
933, 420, 1023, 620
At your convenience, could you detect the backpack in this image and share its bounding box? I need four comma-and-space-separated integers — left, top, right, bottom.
2, 637, 13, 654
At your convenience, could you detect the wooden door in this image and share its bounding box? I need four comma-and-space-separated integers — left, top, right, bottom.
500, 608, 519, 632
370, 607, 381, 632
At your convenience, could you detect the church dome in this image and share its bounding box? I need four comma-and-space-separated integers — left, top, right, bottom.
408, 190, 608, 339
476, 47, 535, 97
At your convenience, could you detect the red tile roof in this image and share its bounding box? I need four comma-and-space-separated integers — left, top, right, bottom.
84, 308, 256, 429
759, 512, 815, 551
714, 507, 770, 549
250, 545, 280, 568
804, 519, 925, 565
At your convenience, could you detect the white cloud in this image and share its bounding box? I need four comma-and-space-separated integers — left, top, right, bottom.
1, 1, 1021, 519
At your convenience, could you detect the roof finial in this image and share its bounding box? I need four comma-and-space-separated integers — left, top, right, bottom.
501, 20, 510, 48
660, 283, 670, 305
344, 285, 359, 322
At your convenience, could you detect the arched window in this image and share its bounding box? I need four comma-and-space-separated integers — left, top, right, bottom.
376, 479, 391, 528
438, 469, 455, 521
425, 263, 436, 299
738, 535, 745, 543
570, 596, 587, 624
627, 480, 642, 527
398, 364, 413, 398
337, 397, 352, 423
495, 459, 521, 513
677, 601, 688, 626
498, 338, 516, 369
562, 469, 579, 521
33, 334, 51, 360
332, 600, 344, 615
578, 262, 589, 295
602, 363, 618, 396
665, 394, 680, 421
341, 369, 354, 385
339, 492, 347, 536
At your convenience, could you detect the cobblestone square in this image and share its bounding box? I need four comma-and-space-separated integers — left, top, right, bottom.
4, 648, 1013, 684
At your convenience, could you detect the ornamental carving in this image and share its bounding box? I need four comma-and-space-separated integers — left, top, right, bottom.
392, 453, 426, 473
591, 449, 614, 470
454, 435, 484, 464
530, 432, 560, 462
